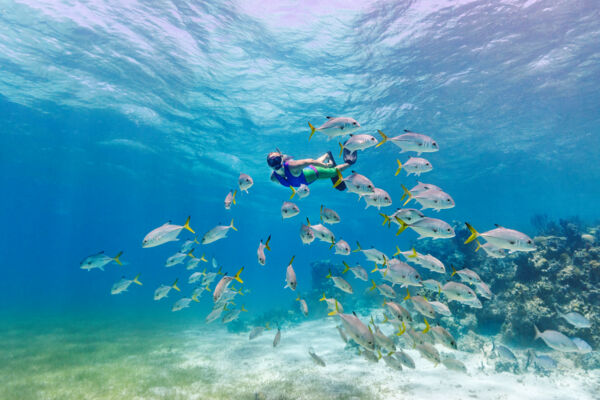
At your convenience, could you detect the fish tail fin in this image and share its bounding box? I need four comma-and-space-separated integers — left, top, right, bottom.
339, 142, 343, 157
233, 267, 244, 284
265, 235, 272, 251
370, 315, 375, 325
371, 263, 379, 273
395, 218, 408, 236
183, 216, 195, 233
383, 314, 389, 323
475, 240, 482, 252
393, 246, 401, 257
401, 185, 413, 206
342, 262, 350, 274
451, 264, 457, 277
396, 322, 406, 336
395, 159, 402, 176
319, 293, 326, 302
306, 217, 311, 227
230, 219, 238, 232
204, 285, 211, 292
376, 130, 387, 148
353, 241, 362, 252
464, 222, 479, 244
232, 190, 237, 205
217, 267, 224, 275
422, 317, 430, 334
133, 274, 142, 286
329, 238, 335, 249
368, 279, 377, 291
534, 324, 541, 340
187, 250, 195, 259
404, 288, 410, 300
200, 253, 207, 262
409, 247, 417, 258
111, 251, 123, 266
328, 299, 340, 316
379, 213, 391, 227
194, 237, 199, 244
333, 169, 344, 188
241, 305, 248, 312
296, 295, 300, 301
325, 269, 332, 279
289, 255, 295, 265
308, 121, 316, 140
289, 186, 296, 199
172, 279, 180, 292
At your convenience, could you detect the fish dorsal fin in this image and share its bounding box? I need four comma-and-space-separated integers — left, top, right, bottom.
162, 221, 172, 226
494, 223, 504, 228
404, 129, 413, 133
326, 116, 333, 119
352, 311, 357, 317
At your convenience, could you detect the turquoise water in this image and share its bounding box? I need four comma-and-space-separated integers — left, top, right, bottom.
1, 1, 599, 399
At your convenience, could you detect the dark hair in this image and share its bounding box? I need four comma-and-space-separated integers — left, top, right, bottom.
267, 152, 283, 169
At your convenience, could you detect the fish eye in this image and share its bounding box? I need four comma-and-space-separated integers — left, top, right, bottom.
426, 162, 430, 166
447, 228, 451, 232
418, 143, 422, 146
353, 122, 358, 126
527, 240, 532, 244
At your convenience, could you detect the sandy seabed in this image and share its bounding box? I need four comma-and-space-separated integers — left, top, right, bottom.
1, 316, 598, 400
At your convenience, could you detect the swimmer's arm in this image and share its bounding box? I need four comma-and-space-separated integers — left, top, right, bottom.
286, 158, 329, 171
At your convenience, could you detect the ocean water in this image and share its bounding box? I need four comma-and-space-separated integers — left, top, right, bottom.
1, 1, 599, 399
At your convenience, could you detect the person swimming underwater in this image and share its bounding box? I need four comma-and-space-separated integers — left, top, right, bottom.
268, 150, 354, 191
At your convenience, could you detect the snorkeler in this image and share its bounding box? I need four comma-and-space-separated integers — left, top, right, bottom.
267, 150, 354, 191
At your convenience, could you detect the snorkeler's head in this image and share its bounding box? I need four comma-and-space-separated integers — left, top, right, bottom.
267, 152, 283, 169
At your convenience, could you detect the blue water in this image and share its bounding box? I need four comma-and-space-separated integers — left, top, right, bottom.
1, 1, 599, 398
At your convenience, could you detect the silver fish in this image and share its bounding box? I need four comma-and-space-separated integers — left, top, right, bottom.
224, 189, 237, 210
142, 217, 194, 248
416, 342, 440, 365
257, 235, 271, 266
222, 305, 247, 323
201, 219, 237, 244
172, 297, 197, 312
284, 256, 297, 290
397, 217, 455, 240
307, 219, 335, 243
320, 205, 341, 224
273, 328, 281, 347
213, 267, 244, 302
205, 305, 225, 324
396, 350, 415, 369
430, 326, 457, 350
334, 171, 375, 195
379, 259, 422, 287
442, 282, 478, 303
320, 294, 344, 315
396, 157, 433, 177
111, 274, 142, 295
332, 239, 351, 255
384, 301, 412, 323
442, 358, 467, 373
80, 251, 123, 271
477, 241, 506, 258
340, 134, 378, 155
308, 347, 326, 366
475, 282, 493, 300
402, 186, 454, 212
369, 280, 396, 298
300, 222, 316, 244
534, 325, 579, 353
281, 201, 300, 219
494, 342, 517, 362
362, 188, 392, 210
383, 353, 403, 371
396, 247, 445, 274
409, 181, 442, 195
154, 279, 180, 300
180, 238, 199, 254
429, 301, 451, 317
465, 223, 536, 253
377, 129, 439, 155
238, 173, 254, 193
308, 116, 360, 140
555, 306, 591, 328
571, 337, 592, 354
342, 261, 368, 281
405, 290, 436, 319
354, 242, 387, 264
327, 270, 353, 294
290, 184, 310, 200
249, 324, 268, 340
165, 251, 190, 267
451, 266, 483, 285
297, 296, 309, 316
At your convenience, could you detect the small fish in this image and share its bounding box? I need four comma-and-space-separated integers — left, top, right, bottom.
290, 184, 310, 200
222, 305, 248, 323
212, 257, 218, 269
395, 157, 433, 177
189, 271, 205, 284
369, 279, 396, 298
370, 317, 396, 353
80, 251, 123, 271
180, 238, 199, 254
361, 349, 380, 363
378, 259, 422, 287
284, 256, 297, 291
281, 201, 300, 219
224, 189, 237, 210
361, 187, 393, 210
429, 301, 452, 317
332, 239, 351, 255
186, 253, 208, 270
451, 265, 483, 285
165, 250, 192, 267
442, 282, 478, 303
330, 305, 375, 351
320, 205, 341, 224
408, 181, 442, 196
339, 134, 378, 156
396, 217, 455, 240
581, 233, 595, 244
493, 342, 517, 362
308, 116, 361, 140
172, 297, 197, 312
476, 241, 506, 258
474, 282, 493, 300
205, 305, 225, 324
555, 306, 591, 328
383, 352, 404, 371
384, 301, 412, 323
571, 337, 592, 354
396, 247, 446, 274
333, 171, 375, 194
405, 290, 436, 319
273, 328, 281, 347
257, 235, 272, 266
342, 261, 368, 281
111, 274, 142, 295
421, 279, 442, 293
416, 342, 440, 365
336, 325, 349, 343
442, 358, 467, 373
465, 223, 536, 253
354, 242, 387, 264
534, 325, 579, 353
249, 324, 269, 340
213, 267, 244, 302
191, 285, 208, 301
306, 218, 335, 243
377, 129, 439, 155
326, 269, 353, 294
142, 217, 194, 248
389, 208, 426, 226
308, 347, 326, 366
300, 222, 316, 244
238, 173, 254, 193
401, 185, 454, 212
396, 350, 415, 369
201, 219, 237, 244
320, 293, 344, 315
154, 279, 181, 300
296, 296, 309, 316
430, 325, 457, 350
